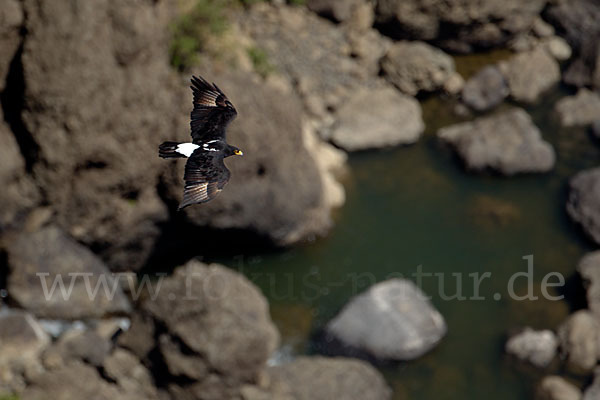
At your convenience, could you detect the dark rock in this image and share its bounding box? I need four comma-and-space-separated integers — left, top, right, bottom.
593, 120, 600, 139
43, 329, 111, 368
555, 89, 600, 127
498, 48, 560, 103
329, 86, 424, 151
558, 310, 599, 375
438, 108, 555, 175
577, 252, 600, 318
20, 0, 177, 271
306, 0, 363, 22
0, 0, 23, 91
6, 226, 131, 319
375, 0, 547, 51
381, 41, 456, 96
505, 328, 558, 368
536, 376, 582, 400
143, 260, 279, 383
325, 279, 446, 360
269, 356, 392, 400
461, 66, 509, 112
547, 0, 600, 89
567, 167, 600, 246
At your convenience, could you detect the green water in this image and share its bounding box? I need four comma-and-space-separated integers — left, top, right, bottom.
209, 83, 600, 398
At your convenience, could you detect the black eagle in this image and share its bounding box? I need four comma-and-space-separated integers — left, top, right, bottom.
159, 75, 242, 210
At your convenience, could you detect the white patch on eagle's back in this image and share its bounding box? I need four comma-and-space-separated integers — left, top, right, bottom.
202, 143, 219, 152
176, 143, 200, 157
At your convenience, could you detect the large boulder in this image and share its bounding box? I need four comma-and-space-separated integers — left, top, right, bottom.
498, 48, 560, 104
375, 0, 547, 52
461, 66, 509, 112
438, 108, 555, 175
505, 328, 558, 368
558, 310, 599, 375
268, 356, 392, 400
567, 167, 600, 246
555, 89, 600, 127
329, 86, 424, 151
546, 0, 600, 89
325, 279, 446, 360
536, 376, 582, 400
143, 260, 279, 384
381, 41, 456, 96
103, 348, 159, 400
162, 71, 339, 246
20, 0, 178, 271
6, 226, 131, 319
42, 328, 111, 368
577, 252, 600, 318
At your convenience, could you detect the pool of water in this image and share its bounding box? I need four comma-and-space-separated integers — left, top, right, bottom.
207, 78, 600, 398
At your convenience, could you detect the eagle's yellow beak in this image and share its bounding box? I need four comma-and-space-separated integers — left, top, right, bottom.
234, 149, 243, 156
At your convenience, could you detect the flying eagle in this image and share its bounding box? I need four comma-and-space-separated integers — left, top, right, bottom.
159, 75, 242, 210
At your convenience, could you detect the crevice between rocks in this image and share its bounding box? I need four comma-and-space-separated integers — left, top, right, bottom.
1, 38, 40, 173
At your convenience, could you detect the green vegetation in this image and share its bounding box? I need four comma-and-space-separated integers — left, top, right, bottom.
169, 0, 230, 71
0, 395, 20, 400
247, 46, 275, 77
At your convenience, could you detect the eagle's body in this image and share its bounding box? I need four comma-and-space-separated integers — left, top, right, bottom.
159, 76, 242, 210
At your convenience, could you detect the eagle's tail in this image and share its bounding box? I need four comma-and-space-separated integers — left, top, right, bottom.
159, 141, 186, 159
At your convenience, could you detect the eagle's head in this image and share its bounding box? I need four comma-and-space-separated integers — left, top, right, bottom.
226, 145, 243, 157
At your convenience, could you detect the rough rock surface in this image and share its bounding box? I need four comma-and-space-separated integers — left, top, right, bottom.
0, 111, 39, 230
438, 108, 555, 175
577, 252, 600, 318
6, 226, 131, 319
593, 120, 600, 139
375, 0, 547, 52
241, 4, 384, 113
567, 167, 600, 246
19, 0, 179, 271
143, 260, 279, 383
0, 309, 49, 366
547, 0, 600, 89
584, 368, 600, 400
306, 0, 363, 22
0, 0, 23, 91
269, 356, 392, 400
498, 48, 560, 104
558, 310, 599, 375
326, 279, 446, 360
42, 329, 111, 368
555, 89, 600, 127
505, 328, 558, 368
382, 41, 456, 95
329, 86, 424, 150
461, 66, 509, 112
163, 72, 337, 246
537, 376, 582, 400
104, 348, 159, 399
21, 362, 138, 400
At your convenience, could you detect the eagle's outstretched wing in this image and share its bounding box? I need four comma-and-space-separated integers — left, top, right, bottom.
178, 150, 230, 210
190, 75, 237, 144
